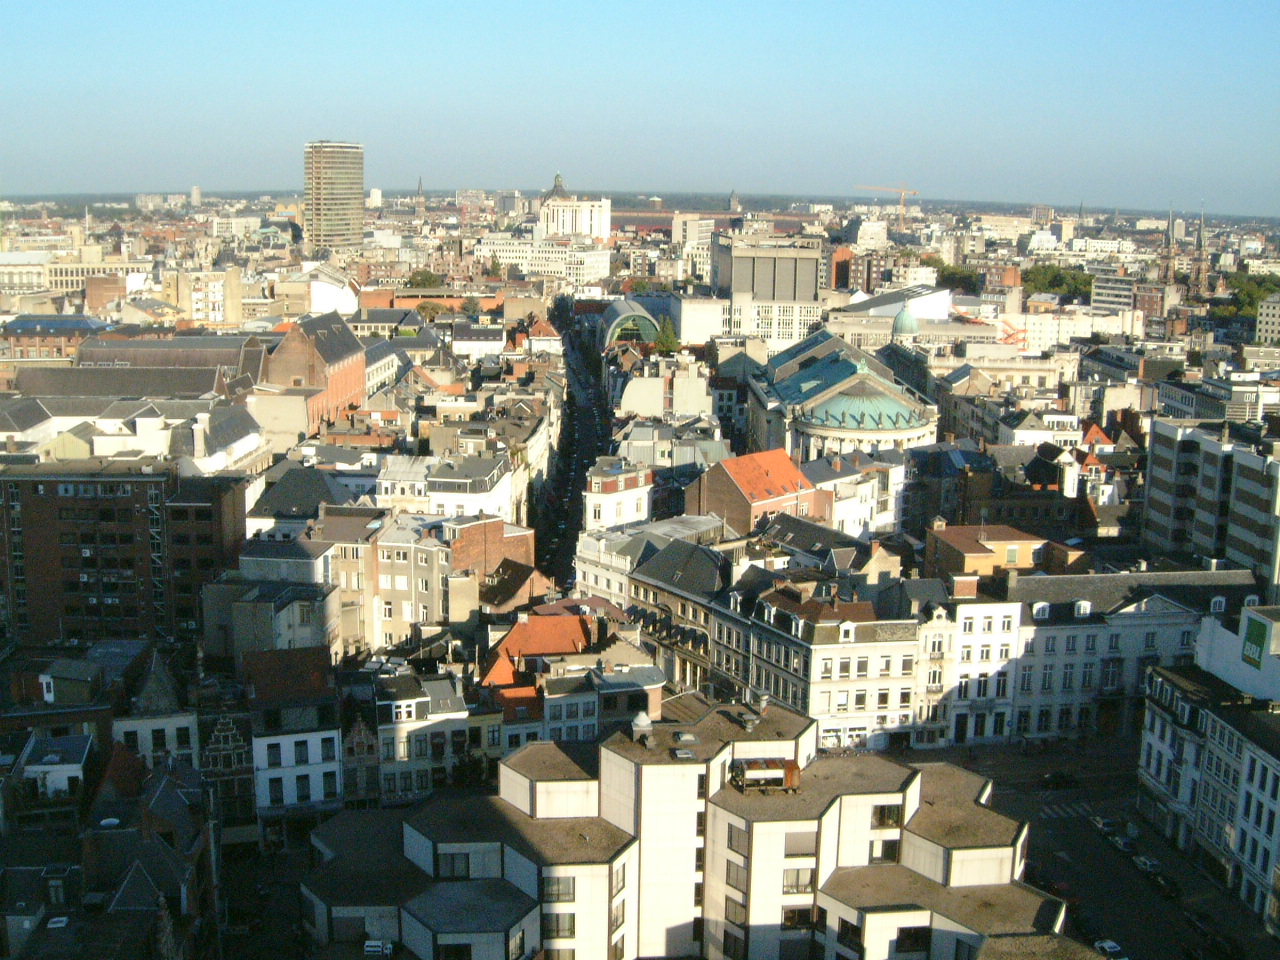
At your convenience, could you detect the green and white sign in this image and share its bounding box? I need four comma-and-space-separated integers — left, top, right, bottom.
1243, 616, 1267, 670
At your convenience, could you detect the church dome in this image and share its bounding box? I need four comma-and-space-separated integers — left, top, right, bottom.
891, 301, 919, 338
541, 173, 571, 203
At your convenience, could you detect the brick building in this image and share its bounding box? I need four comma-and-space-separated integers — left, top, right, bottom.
0, 460, 246, 646
684, 448, 829, 535
265, 311, 365, 428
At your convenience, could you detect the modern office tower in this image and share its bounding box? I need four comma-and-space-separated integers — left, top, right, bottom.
303, 141, 364, 250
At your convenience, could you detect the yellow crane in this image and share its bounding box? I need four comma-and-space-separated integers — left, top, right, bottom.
855, 183, 919, 231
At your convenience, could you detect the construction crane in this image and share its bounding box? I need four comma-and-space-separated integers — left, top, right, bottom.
855, 183, 919, 232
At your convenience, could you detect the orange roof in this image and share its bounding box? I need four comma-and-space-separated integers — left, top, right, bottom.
528, 317, 558, 338
481, 615, 593, 686
493, 685, 542, 723
719, 449, 812, 503
1081, 423, 1112, 446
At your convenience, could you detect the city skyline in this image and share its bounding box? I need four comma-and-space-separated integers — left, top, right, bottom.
1, 1, 1277, 216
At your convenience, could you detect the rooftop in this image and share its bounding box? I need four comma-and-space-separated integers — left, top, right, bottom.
820, 864, 1062, 937
407, 790, 634, 865
503, 740, 599, 782
906, 763, 1023, 849
712, 754, 916, 822
603, 702, 812, 766
403, 878, 537, 934
305, 808, 429, 908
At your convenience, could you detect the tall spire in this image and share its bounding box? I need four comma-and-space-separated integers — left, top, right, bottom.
1196, 204, 1205, 252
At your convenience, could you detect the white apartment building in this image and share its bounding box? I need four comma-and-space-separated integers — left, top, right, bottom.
378, 454, 517, 523
539, 190, 611, 242
800, 453, 905, 538
302, 700, 1085, 960
375, 672, 471, 804
475, 233, 611, 284
583, 457, 653, 533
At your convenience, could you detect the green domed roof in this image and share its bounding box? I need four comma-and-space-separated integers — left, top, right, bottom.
891, 301, 919, 338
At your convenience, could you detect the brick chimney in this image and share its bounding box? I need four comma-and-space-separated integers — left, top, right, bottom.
950, 574, 979, 598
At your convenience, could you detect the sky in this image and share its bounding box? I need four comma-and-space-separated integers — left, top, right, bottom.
3, 0, 1279, 216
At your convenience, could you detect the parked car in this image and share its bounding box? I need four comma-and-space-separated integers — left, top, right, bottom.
1183, 907, 1218, 938
1089, 816, 1118, 835
1043, 770, 1080, 789
1094, 940, 1130, 960
1108, 834, 1137, 854
1148, 871, 1181, 901
1132, 855, 1161, 873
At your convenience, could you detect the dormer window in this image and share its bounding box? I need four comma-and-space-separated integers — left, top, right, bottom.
1245, 595, 1260, 608
1210, 596, 1227, 614
1032, 603, 1050, 621
1074, 601, 1091, 618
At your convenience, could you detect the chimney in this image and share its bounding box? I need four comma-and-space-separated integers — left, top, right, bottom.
1006, 570, 1019, 595
192, 412, 210, 458
950, 574, 979, 599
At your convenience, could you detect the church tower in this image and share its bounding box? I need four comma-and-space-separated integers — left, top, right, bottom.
1190, 209, 1210, 297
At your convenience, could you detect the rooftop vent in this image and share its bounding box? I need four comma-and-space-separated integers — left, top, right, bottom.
672, 748, 696, 761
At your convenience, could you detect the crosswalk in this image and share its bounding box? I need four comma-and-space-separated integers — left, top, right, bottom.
1038, 800, 1094, 819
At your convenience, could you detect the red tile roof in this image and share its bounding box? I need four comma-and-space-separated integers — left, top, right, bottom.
494, 685, 543, 723
241, 647, 334, 706
481, 615, 592, 687
719, 449, 812, 503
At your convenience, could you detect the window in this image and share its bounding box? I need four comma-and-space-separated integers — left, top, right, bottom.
782, 868, 814, 894
1041, 664, 1053, 691
1032, 603, 1049, 621
321, 736, 336, 762
542, 912, 576, 939
294, 740, 309, 765
722, 929, 747, 960
697, 773, 707, 799
897, 926, 932, 953
438, 947, 472, 960
728, 823, 750, 855
268, 777, 283, 806
437, 852, 470, 878
508, 930, 525, 960
1044, 636, 1057, 654
610, 899, 625, 933
725, 896, 748, 926
151, 729, 167, 752
123, 730, 139, 753
295, 774, 310, 803
838, 918, 863, 950
323, 771, 337, 799
543, 876, 576, 902
872, 804, 903, 828
870, 839, 900, 863
726, 859, 748, 892
611, 862, 625, 898
267, 742, 282, 767
781, 907, 814, 930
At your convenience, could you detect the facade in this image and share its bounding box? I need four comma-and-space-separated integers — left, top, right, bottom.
375, 672, 471, 805
304, 141, 365, 250
1143, 418, 1280, 600
244, 647, 344, 847
300, 701, 1087, 960
0, 460, 245, 646
583, 457, 654, 533
538, 174, 611, 242
265, 311, 367, 427
685, 449, 829, 536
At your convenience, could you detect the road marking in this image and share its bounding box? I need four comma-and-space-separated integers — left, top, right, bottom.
1039, 801, 1093, 819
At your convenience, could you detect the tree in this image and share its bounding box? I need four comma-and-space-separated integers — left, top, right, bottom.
461, 296, 482, 318
488, 255, 502, 279
1021, 264, 1093, 303
405, 269, 443, 289
415, 301, 444, 321
629, 279, 651, 295
922, 256, 981, 295
654, 317, 680, 354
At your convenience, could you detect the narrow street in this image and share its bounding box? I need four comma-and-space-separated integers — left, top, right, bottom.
535, 311, 610, 588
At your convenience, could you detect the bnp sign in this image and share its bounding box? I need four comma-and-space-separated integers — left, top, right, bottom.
1242, 614, 1268, 670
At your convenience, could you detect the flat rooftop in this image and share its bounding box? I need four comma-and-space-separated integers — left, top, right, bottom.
407, 790, 632, 866
602, 702, 812, 766
976, 934, 1103, 960
711, 754, 916, 822
503, 741, 599, 782
820, 864, 1062, 937
304, 808, 428, 908
403, 878, 536, 934
906, 763, 1023, 849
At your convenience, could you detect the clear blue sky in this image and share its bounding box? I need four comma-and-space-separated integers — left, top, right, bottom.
3, 0, 1278, 216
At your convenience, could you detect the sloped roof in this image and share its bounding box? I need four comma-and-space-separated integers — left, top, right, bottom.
631, 538, 727, 600
482, 616, 593, 686
15, 367, 222, 399
718, 449, 812, 503
248, 466, 354, 519
132, 651, 181, 716
241, 647, 334, 707
296, 311, 363, 365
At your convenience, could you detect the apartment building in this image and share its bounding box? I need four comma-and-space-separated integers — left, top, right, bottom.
375, 672, 471, 805
0, 460, 245, 646
377, 454, 517, 523
300, 699, 1090, 960
583, 457, 654, 533
304, 140, 365, 250
244, 647, 344, 847
1144, 418, 1280, 599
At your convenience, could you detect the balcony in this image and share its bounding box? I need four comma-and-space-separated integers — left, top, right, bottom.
925, 684, 944, 694
928, 651, 945, 660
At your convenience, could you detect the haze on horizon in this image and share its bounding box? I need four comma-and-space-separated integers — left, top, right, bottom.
3, 0, 1277, 217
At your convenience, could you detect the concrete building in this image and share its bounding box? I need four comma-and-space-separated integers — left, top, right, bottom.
304, 141, 365, 250
685, 449, 829, 535
1257, 293, 1280, 345
300, 698, 1085, 960
375, 671, 471, 805
538, 174, 611, 242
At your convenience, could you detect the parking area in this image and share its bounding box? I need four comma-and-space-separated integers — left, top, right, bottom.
933, 736, 1280, 960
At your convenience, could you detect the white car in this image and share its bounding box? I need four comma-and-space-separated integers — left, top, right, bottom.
1094, 940, 1129, 960
1132, 855, 1161, 873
